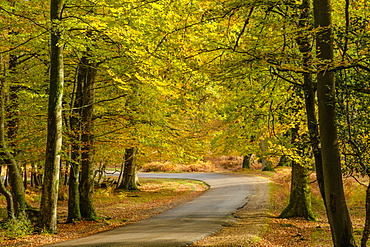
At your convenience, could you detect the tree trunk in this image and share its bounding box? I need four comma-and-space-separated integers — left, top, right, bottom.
79, 56, 97, 220
361, 181, 370, 247
303, 71, 325, 203
313, 0, 356, 245
116, 158, 125, 188
280, 161, 315, 220
67, 157, 81, 222
0, 60, 15, 220
296, 0, 326, 206
259, 139, 274, 171
277, 155, 290, 167
7, 158, 28, 217
67, 56, 84, 223
0, 41, 29, 219
117, 147, 139, 191
280, 125, 315, 220
0, 46, 31, 219
0, 175, 15, 219
242, 154, 251, 169
39, 0, 64, 233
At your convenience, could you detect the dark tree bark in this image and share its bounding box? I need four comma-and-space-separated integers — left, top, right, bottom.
0, 49, 32, 219
280, 160, 315, 220
117, 147, 139, 191
280, 126, 314, 220
303, 70, 325, 203
39, 0, 64, 233
296, 0, 326, 206
66, 57, 84, 223
361, 181, 370, 247
79, 56, 97, 220
242, 154, 251, 169
277, 155, 290, 167
279, 127, 315, 220
0, 175, 15, 219
0, 63, 15, 220
0, 43, 29, 219
280, 0, 320, 221
313, 0, 356, 245
5, 155, 27, 217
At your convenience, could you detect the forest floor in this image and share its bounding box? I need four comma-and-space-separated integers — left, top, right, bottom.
0, 158, 367, 246
194, 166, 365, 247
0, 178, 208, 246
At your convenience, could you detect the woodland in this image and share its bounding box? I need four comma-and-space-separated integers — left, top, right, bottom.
0, 0, 370, 246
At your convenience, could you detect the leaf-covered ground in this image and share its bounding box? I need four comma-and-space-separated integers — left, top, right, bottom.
0, 167, 366, 246
0, 178, 208, 246
192, 167, 365, 247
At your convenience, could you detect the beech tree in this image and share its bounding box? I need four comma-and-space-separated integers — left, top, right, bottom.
39, 0, 64, 233
313, 0, 356, 245
277, 0, 318, 221
334, 1, 370, 246
1, 0, 370, 243
116, 147, 139, 191
78, 54, 97, 220
0, 51, 16, 219
0, 0, 45, 222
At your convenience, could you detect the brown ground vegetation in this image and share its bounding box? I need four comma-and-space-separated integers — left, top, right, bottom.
193, 167, 366, 246
0, 178, 207, 246
0, 159, 367, 246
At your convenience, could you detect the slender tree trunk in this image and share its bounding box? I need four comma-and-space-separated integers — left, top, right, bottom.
280, 126, 315, 220
361, 181, 370, 247
313, 0, 356, 245
303, 72, 325, 202
39, 0, 64, 233
297, 0, 326, 206
67, 59, 84, 223
0, 60, 15, 220
79, 56, 97, 220
259, 139, 273, 171
0, 48, 31, 219
6, 158, 28, 217
0, 40, 29, 219
242, 154, 251, 169
7, 55, 28, 217
277, 155, 290, 167
116, 158, 125, 188
0, 175, 15, 219
117, 147, 139, 191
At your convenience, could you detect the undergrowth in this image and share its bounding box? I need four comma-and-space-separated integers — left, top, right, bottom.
0, 216, 33, 239
140, 161, 217, 172
266, 167, 367, 246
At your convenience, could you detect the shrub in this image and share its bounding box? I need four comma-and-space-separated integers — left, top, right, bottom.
183, 161, 216, 172
1, 216, 33, 239
140, 162, 181, 172
204, 156, 243, 171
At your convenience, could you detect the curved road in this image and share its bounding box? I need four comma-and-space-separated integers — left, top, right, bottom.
49, 173, 269, 247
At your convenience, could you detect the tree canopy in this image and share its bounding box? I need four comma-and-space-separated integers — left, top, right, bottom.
1, 0, 370, 245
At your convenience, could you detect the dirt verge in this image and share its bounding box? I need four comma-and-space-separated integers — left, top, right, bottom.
190, 175, 270, 246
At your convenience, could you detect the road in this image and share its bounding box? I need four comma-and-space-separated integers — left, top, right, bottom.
49, 173, 269, 247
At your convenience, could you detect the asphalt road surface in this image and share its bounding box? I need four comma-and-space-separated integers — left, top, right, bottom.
48, 173, 269, 247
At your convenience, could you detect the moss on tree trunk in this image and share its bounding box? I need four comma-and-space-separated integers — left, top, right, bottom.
280, 161, 315, 220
